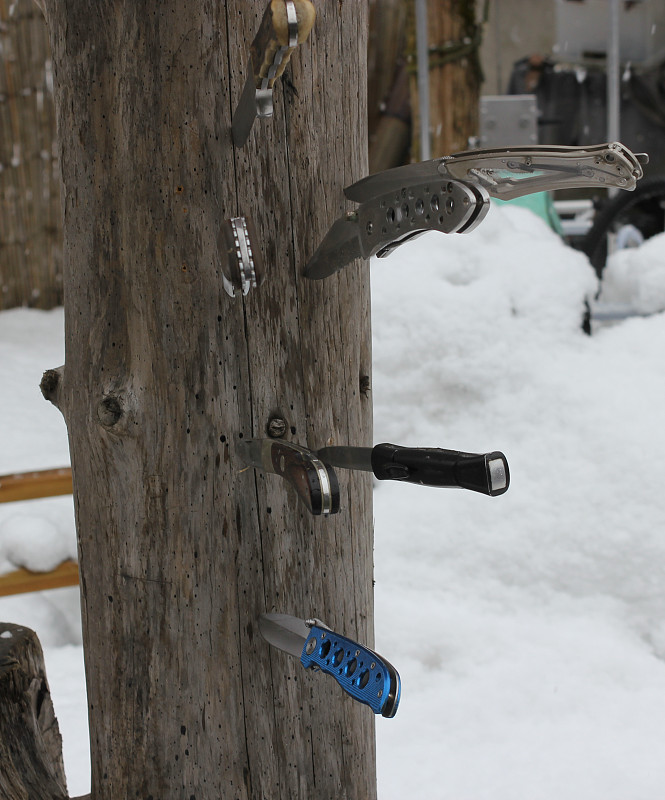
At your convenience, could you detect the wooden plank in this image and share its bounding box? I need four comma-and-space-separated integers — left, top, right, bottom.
0, 467, 72, 503
0, 559, 79, 597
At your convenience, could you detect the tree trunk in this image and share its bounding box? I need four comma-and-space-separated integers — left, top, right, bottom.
0, 0, 62, 310
0, 624, 68, 799
407, 0, 484, 159
42, 1, 374, 798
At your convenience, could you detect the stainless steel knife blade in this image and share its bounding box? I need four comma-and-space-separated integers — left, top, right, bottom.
303, 217, 363, 279
259, 612, 309, 658
316, 446, 373, 472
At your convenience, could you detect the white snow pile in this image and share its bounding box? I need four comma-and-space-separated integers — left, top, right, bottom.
371, 204, 665, 800
599, 230, 665, 314
1, 202, 664, 799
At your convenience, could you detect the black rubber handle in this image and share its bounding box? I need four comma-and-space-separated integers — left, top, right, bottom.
370, 444, 509, 496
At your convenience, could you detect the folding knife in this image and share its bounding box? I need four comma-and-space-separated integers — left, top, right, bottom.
304, 142, 648, 280
317, 443, 509, 497
259, 613, 401, 718
219, 216, 263, 297
237, 438, 339, 516
232, 0, 316, 147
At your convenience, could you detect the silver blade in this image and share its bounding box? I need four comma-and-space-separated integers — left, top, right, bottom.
259, 613, 308, 659
303, 218, 362, 280
231, 61, 258, 148
316, 446, 373, 472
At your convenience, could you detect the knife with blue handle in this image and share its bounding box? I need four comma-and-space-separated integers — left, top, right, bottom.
259, 613, 401, 718
317, 443, 510, 497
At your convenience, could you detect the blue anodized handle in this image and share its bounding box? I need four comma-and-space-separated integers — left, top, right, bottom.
300, 624, 401, 718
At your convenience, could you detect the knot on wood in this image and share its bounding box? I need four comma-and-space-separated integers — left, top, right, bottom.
40, 366, 65, 413
97, 395, 124, 428
267, 416, 287, 438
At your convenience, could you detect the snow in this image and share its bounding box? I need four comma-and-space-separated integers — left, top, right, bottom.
1, 202, 664, 798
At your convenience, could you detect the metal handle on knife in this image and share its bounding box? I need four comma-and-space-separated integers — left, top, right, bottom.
232, 0, 316, 147
317, 443, 510, 497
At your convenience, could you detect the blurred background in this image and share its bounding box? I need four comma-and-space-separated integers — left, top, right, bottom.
367, 0, 665, 277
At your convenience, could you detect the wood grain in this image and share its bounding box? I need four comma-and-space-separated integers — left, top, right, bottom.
44, 1, 374, 797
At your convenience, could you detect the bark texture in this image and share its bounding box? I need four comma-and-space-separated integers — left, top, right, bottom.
0, 624, 68, 800
407, 0, 484, 158
44, 1, 373, 798
0, 0, 62, 309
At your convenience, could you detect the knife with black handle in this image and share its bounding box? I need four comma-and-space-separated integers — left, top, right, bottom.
232, 0, 316, 147
317, 443, 510, 497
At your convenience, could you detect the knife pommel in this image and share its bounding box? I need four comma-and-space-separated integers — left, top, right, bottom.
251, 0, 316, 89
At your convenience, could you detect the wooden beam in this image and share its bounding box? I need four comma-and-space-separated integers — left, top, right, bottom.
0, 560, 79, 597
0, 468, 73, 504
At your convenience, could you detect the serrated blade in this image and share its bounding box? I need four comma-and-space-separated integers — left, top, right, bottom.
259, 613, 308, 658
303, 217, 363, 279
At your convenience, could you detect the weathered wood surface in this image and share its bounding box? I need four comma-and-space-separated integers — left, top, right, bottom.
407, 0, 483, 158
0, 0, 62, 310
43, 1, 374, 798
0, 624, 68, 799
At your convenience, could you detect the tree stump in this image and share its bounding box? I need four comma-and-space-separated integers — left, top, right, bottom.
0, 624, 68, 800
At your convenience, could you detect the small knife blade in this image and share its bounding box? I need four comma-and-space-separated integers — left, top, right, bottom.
316, 443, 510, 497
237, 438, 340, 516
259, 613, 401, 718
231, 0, 316, 147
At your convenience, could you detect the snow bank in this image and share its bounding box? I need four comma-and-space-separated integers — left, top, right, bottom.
371, 204, 665, 799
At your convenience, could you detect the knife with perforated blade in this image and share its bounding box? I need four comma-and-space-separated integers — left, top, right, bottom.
304, 142, 648, 280
259, 613, 401, 718
237, 438, 339, 516
316, 443, 510, 497
232, 0, 316, 147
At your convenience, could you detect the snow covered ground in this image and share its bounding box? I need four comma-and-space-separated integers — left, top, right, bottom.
1, 203, 664, 799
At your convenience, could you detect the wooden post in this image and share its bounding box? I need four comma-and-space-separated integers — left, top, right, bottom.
41, 1, 374, 798
407, 0, 485, 159
0, 0, 62, 310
